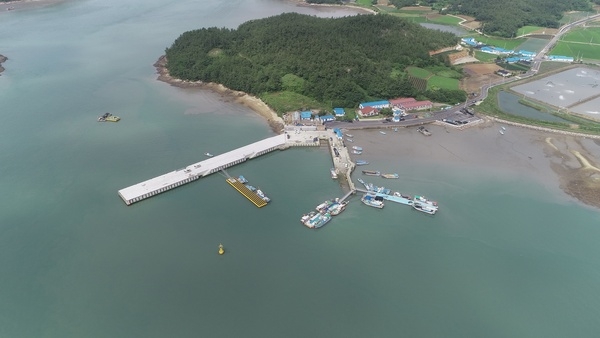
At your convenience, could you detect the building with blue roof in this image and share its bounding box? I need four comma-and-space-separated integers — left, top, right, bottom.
517, 50, 536, 57
505, 57, 521, 64
332, 128, 343, 139
319, 115, 335, 122
461, 37, 479, 47
300, 111, 312, 120
333, 108, 345, 116
548, 55, 574, 62
359, 100, 390, 109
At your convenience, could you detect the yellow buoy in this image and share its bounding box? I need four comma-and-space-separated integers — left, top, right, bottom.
218, 243, 225, 255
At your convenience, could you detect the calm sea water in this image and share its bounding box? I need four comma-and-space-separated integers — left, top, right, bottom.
1, 1, 600, 337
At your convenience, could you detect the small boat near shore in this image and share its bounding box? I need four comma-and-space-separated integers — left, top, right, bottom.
346, 133, 354, 138
346, 138, 354, 143
330, 168, 338, 179
352, 146, 363, 151
382, 173, 399, 179
417, 126, 431, 136
362, 170, 381, 176
352, 150, 362, 155
499, 129, 504, 135
379, 131, 386, 135
205, 152, 214, 157
356, 160, 369, 166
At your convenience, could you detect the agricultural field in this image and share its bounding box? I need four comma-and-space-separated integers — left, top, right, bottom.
559, 11, 595, 24
468, 35, 526, 50
516, 26, 545, 36
355, 0, 375, 6
551, 41, 600, 60
560, 27, 600, 44
427, 75, 460, 90
474, 50, 499, 62
427, 15, 463, 25
514, 38, 549, 53
406, 66, 462, 90
407, 66, 432, 79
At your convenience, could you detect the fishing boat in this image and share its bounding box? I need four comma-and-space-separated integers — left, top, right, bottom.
218, 243, 225, 255
352, 150, 362, 155
379, 131, 386, 135
256, 189, 270, 203
346, 133, 354, 138
394, 128, 398, 132
412, 202, 437, 215
355, 160, 369, 166
330, 168, 338, 179
352, 146, 363, 151
328, 201, 349, 216
382, 173, 399, 179
237, 175, 248, 184
417, 126, 431, 136
346, 138, 354, 143
205, 152, 214, 157
357, 178, 366, 186
361, 193, 384, 209
303, 212, 332, 229
301, 211, 317, 224
362, 170, 381, 176
316, 200, 335, 212
97, 112, 120, 122
501, 126, 506, 131
414, 195, 438, 207
499, 129, 504, 135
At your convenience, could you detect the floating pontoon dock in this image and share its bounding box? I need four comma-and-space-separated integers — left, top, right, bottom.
226, 177, 268, 208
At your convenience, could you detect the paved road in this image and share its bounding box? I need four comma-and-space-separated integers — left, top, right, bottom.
328, 13, 600, 131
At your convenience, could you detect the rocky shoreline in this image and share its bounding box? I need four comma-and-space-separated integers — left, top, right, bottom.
153, 55, 285, 133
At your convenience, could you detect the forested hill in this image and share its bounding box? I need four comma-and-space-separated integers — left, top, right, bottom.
165, 13, 459, 108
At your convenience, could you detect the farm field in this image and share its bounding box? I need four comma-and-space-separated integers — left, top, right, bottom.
474, 50, 499, 62
427, 75, 460, 90
560, 27, 600, 44
469, 35, 526, 50
515, 38, 549, 53
407, 66, 432, 78
551, 41, 600, 60
516, 26, 545, 36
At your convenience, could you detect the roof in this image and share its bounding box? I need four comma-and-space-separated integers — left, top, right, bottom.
300, 111, 312, 118
320, 114, 335, 121
360, 100, 389, 107
333, 108, 345, 116
359, 106, 379, 114
401, 100, 432, 109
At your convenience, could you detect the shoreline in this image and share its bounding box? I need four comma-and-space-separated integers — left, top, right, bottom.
153, 55, 285, 133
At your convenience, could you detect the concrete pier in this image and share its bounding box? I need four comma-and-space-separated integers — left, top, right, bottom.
118, 134, 287, 205
118, 127, 357, 206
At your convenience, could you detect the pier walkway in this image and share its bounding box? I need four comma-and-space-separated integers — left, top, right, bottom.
118, 134, 287, 205
118, 127, 355, 205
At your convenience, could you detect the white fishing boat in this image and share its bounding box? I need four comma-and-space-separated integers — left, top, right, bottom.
352, 146, 363, 151
330, 168, 338, 179
499, 129, 504, 135
205, 152, 214, 157
379, 131, 386, 135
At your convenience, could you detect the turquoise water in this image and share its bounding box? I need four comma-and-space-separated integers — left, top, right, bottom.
1, 1, 600, 337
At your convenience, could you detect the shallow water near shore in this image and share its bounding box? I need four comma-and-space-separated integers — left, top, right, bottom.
1, 1, 600, 337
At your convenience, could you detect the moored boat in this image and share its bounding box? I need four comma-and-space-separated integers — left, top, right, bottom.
356, 160, 369, 166
346, 133, 354, 138
412, 202, 437, 215
361, 193, 384, 209
382, 173, 399, 179
205, 152, 214, 157
379, 131, 386, 135
362, 170, 381, 176
352, 150, 362, 155
303, 212, 332, 229
346, 138, 354, 143
301, 211, 317, 224
352, 146, 363, 151
97, 112, 120, 122
256, 189, 270, 203
414, 195, 437, 207
328, 201, 348, 216
330, 168, 338, 179
218, 243, 225, 255
237, 175, 248, 184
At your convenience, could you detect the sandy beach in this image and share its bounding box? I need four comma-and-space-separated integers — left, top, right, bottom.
345, 119, 600, 209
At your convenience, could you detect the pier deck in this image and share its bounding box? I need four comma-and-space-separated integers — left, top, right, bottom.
226, 178, 268, 208
118, 134, 286, 205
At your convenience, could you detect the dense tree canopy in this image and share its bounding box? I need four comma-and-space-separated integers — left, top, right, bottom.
165, 13, 460, 107
415, 0, 592, 37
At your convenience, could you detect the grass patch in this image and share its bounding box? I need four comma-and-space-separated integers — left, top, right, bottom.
355, 0, 374, 6
516, 26, 544, 36
561, 27, 600, 44
427, 76, 460, 90
428, 15, 462, 25
434, 69, 463, 79
551, 41, 600, 60
261, 91, 325, 115
390, 68, 405, 79
407, 66, 432, 79
474, 50, 499, 62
